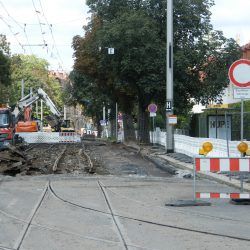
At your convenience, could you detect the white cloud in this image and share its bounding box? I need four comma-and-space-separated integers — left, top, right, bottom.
211, 0, 250, 45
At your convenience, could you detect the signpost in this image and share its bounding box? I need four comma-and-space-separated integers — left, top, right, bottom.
166, 101, 172, 111
148, 104, 157, 146
229, 59, 250, 141
233, 88, 250, 99
100, 120, 106, 126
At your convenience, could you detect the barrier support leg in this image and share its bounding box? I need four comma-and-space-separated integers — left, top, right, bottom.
193, 158, 196, 201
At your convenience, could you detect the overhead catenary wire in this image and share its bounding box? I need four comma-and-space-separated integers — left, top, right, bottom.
0, 16, 84, 26
0, 0, 32, 53
0, 15, 25, 53
37, 0, 65, 71
0, 0, 86, 71
31, 0, 48, 50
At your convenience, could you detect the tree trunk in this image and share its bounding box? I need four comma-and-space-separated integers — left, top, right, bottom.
123, 113, 136, 142
138, 102, 150, 144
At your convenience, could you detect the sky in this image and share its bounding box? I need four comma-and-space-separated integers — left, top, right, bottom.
0, 0, 249, 73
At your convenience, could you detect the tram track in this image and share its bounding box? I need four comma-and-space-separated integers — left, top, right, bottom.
47, 180, 250, 243
0, 143, 93, 176
1, 141, 250, 248
49, 181, 250, 246
13, 182, 49, 250
0, 178, 250, 250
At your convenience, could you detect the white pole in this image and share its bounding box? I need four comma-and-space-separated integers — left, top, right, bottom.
64, 105, 67, 120
116, 102, 118, 141
36, 101, 38, 119
103, 105, 106, 121
166, 0, 174, 152
21, 79, 24, 98
241, 98, 244, 141
41, 99, 43, 132
103, 104, 106, 138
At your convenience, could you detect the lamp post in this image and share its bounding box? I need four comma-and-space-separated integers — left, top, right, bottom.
166, 0, 174, 152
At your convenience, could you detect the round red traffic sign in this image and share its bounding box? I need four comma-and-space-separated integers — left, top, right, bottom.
148, 104, 157, 113
228, 59, 250, 88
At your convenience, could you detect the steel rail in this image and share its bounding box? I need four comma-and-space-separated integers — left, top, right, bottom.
48, 180, 250, 243
14, 182, 49, 250
52, 146, 67, 172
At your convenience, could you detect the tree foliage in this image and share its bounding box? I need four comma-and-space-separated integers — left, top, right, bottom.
10, 54, 64, 109
72, 0, 241, 141
0, 34, 11, 103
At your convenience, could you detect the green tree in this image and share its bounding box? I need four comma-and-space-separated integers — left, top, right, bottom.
73, 0, 241, 142
10, 54, 63, 110
0, 34, 11, 103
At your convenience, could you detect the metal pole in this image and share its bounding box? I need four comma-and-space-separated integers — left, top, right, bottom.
116, 102, 118, 141
41, 99, 43, 132
166, 0, 174, 152
215, 110, 218, 139
225, 111, 229, 157
240, 98, 244, 191
36, 101, 38, 119
21, 79, 24, 98
64, 105, 67, 120
30, 87, 33, 109
103, 104, 106, 138
152, 116, 154, 145
193, 158, 196, 201
103, 104, 106, 121
241, 98, 244, 141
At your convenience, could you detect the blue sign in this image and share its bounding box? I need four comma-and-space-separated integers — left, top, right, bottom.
100, 120, 106, 126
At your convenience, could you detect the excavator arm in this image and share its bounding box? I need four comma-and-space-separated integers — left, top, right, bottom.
15, 88, 62, 132
17, 88, 61, 117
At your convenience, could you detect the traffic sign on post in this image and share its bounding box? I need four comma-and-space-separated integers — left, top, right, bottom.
166, 101, 172, 112
168, 115, 177, 125
148, 104, 157, 113
229, 59, 250, 141
228, 59, 250, 88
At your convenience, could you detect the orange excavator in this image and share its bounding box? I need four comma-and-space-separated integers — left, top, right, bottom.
14, 88, 62, 133
0, 88, 62, 148
15, 105, 38, 132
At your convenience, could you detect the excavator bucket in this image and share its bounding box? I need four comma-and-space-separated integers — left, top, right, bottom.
16, 121, 38, 132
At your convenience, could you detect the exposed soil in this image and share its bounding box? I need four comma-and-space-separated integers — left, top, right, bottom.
84, 141, 171, 177
0, 140, 172, 177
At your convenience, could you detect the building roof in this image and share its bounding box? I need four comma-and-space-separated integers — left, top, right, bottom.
242, 42, 250, 51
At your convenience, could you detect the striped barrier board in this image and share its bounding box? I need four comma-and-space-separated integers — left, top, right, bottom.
195, 158, 250, 172
193, 157, 250, 200
59, 132, 81, 143
196, 192, 250, 199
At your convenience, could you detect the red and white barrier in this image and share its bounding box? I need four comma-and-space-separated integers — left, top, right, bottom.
59, 132, 81, 143
195, 158, 250, 172
196, 192, 250, 199
193, 157, 250, 200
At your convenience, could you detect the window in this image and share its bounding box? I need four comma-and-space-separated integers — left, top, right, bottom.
0, 114, 9, 127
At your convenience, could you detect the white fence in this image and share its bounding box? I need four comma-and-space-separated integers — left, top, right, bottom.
17, 132, 81, 144
151, 128, 247, 158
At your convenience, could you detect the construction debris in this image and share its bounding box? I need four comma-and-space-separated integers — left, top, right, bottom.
0, 145, 29, 175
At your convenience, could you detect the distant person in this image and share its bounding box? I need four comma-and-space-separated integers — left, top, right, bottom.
24, 106, 32, 121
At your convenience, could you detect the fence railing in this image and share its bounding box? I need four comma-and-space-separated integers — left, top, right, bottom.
150, 128, 248, 157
